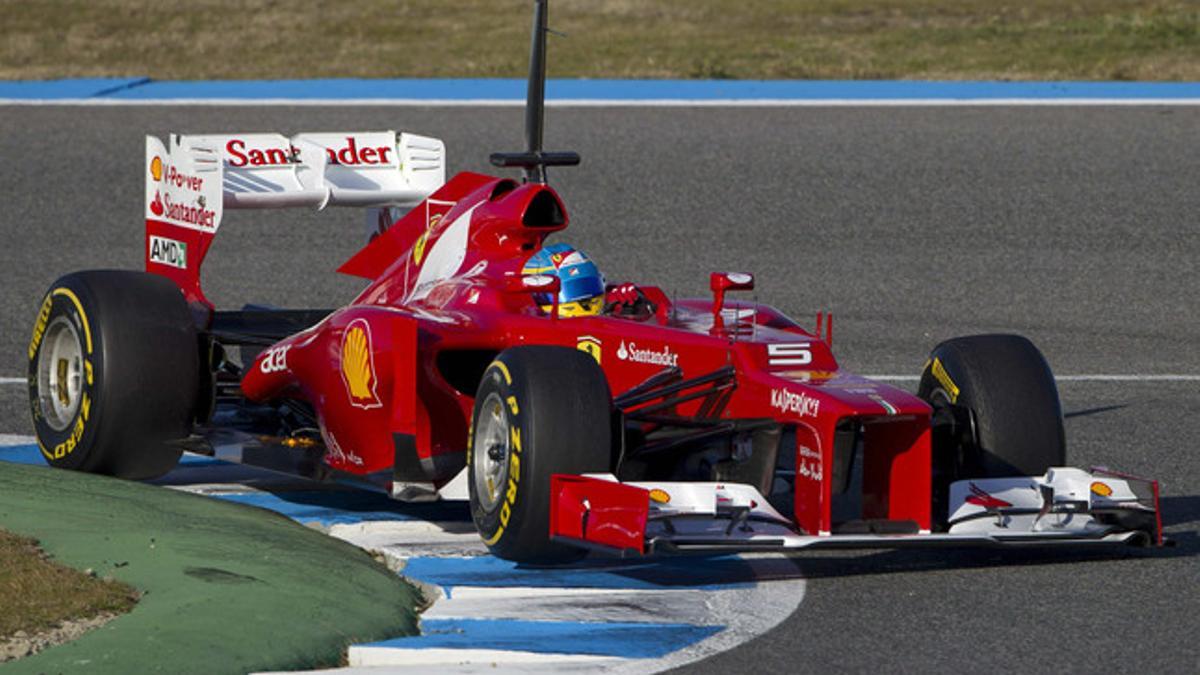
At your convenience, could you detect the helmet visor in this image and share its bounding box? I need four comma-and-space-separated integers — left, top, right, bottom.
560, 273, 605, 304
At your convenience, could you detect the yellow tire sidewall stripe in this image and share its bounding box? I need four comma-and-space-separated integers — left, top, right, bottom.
50, 287, 93, 355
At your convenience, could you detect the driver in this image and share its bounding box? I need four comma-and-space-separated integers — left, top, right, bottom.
522, 243, 654, 318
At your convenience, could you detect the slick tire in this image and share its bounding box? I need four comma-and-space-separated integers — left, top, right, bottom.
468, 346, 612, 563
919, 333, 1065, 481
27, 270, 199, 480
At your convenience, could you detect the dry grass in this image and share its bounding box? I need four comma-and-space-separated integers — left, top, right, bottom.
0, 1, 1198, 80
0, 529, 138, 638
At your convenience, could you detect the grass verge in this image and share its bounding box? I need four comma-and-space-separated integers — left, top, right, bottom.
0, 529, 137, 639
0, 1, 1197, 81
0, 462, 419, 674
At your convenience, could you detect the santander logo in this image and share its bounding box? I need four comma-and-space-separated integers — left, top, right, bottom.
225, 136, 394, 168
226, 139, 295, 167
149, 191, 164, 216
324, 137, 393, 165
616, 341, 679, 367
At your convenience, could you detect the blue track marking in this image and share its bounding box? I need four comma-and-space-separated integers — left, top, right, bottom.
2, 78, 1199, 101
177, 454, 228, 467
360, 617, 722, 659
0, 444, 42, 465
0, 78, 148, 99
0, 446, 468, 525
0, 438, 774, 667
402, 554, 756, 592
212, 490, 469, 526
0, 444, 235, 468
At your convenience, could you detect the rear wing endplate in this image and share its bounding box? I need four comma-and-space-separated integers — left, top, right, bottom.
143, 131, 445, 307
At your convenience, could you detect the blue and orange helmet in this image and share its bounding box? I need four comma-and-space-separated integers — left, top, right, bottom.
521, 243, 605, 317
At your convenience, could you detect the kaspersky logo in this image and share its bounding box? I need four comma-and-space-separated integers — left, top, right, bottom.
770, 387, 820, 418
341, 318, 382, 409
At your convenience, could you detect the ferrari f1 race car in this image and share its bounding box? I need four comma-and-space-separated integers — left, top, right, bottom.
27, 1, 1162, 563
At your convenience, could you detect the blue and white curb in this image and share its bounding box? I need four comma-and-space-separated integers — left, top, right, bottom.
0, 436, 806, 673
2, 78, 1199, 106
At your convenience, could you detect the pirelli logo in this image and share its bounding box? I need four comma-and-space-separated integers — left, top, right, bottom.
931, 357, 960, 403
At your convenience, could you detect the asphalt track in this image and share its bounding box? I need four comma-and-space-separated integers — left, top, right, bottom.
1, 104, 1198, 672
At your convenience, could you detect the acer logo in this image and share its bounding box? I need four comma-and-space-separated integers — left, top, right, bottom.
226, 139, 295, 167
325, 137, 392, 166
259, 345, 290, 375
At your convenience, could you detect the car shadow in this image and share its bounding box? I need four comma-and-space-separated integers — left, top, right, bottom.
784, 533, 1196, 581
1063, 403, 1129, 419
1162, 494, 1200, 528
243, 486, 474, 527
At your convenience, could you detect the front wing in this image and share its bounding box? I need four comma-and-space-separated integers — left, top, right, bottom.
549, 467, 1163, 556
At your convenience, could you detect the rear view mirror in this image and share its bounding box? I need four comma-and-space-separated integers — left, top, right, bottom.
710, 272, 754, 331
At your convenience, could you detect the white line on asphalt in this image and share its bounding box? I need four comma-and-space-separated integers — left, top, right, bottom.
4, 98, 1200, 107
867, 374, 1200, 382
8, 375, 1199, 385
348, 647, 623, 669
0, 434, 35, 445
423, 585, 725, 625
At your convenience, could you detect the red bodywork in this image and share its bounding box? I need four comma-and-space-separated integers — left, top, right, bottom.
159, 170, 933, 538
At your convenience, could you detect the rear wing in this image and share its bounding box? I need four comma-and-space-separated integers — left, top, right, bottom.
143, 131, 445, 308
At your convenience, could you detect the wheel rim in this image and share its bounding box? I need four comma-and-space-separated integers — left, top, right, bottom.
472, 392, 510, 512
37, 316, 84, 432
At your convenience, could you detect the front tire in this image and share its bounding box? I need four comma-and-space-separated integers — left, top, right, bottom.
918, 334, 1066, 526
27, 270, 199, 480
468, 346, 612, 563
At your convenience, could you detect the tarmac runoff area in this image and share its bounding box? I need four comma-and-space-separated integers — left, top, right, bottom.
0, 439, 808, 674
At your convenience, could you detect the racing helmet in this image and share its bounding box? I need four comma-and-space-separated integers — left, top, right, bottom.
521, 243, 605, 317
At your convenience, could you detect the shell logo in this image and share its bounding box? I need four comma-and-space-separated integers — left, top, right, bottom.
340, 318, 382, 409
1090, 481, 1114, 497
150, 156, 163, 181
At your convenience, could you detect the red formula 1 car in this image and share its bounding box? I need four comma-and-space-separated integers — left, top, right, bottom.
27, 1, 1161, 563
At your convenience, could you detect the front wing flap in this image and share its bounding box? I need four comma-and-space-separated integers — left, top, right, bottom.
549, 468, 1163, 556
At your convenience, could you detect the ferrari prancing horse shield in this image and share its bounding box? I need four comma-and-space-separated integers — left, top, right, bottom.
576, 335, 601, 365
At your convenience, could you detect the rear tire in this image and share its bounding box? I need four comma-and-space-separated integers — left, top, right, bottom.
468, 346, 612, 563
27, 270, 199, 480
918, 334, 1065, 525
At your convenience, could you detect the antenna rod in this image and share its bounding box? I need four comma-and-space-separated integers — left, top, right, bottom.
489, 0, 579, 182
525, 0, 549, 183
